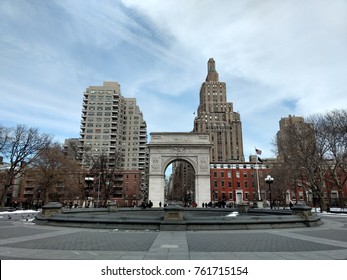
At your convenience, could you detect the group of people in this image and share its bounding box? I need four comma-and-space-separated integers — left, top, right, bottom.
140, 200, 153, 209
202, 200, 230, 208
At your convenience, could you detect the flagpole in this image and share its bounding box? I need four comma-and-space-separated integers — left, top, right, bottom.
255, 147, 261, 201
256, 155, 261, 201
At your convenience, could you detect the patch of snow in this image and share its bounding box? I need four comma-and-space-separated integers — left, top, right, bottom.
0, 209, 39, 215
226, 211, 239, 217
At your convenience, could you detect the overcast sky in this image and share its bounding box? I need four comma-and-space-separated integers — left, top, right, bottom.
1, 0, 346, 159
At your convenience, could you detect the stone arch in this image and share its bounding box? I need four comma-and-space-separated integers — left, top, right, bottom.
148, 132, 211, 207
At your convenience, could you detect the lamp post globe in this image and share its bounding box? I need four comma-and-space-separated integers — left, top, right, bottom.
265, 175, 274, 209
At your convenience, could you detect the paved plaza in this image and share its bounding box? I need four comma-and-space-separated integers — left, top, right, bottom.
0, 212, 346, 260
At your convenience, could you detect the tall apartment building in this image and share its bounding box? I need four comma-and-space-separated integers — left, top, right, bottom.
79, 81, 148, 205
276, 115, 314, 161
278, 115, 306, 131
80, 81, 147, 171
194, 58, 244, 162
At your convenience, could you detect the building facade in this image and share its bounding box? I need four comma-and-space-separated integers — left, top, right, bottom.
79, 81, 147, 170
79, 81, 148, 205
193, 58, 244, 162
210, 162, 273, 206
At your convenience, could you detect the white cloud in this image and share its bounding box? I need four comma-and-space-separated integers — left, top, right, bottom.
1, 0, 346, 158
122, 0, 347, 157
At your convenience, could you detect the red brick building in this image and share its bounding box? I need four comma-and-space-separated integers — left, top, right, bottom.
210, 162, 273, 206
0, 166, 143, 209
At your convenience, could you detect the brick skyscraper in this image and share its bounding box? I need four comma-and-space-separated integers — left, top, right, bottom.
194, 58, 244, 162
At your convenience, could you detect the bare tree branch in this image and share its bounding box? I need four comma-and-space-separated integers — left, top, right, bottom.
0, 124, 52, 207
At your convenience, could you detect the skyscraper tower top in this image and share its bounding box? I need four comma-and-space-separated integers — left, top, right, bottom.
194, 58, 244, 162
206, 58, 219, 82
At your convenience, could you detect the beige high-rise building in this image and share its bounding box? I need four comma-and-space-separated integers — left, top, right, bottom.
276, 115, 314, 161
194, 58, 244, 162
79, 81, 147, 171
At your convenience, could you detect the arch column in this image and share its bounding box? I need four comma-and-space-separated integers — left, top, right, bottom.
148, 174, 165, 206
195, 174, 211, 206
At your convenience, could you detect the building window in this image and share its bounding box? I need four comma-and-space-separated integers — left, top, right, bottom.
228, 182, 232, 188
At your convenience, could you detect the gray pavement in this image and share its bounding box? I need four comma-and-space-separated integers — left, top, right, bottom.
0, 212, 346, 260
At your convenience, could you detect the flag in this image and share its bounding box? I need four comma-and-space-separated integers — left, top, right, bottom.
258, 157, 263, 163
255, 148, 262, 155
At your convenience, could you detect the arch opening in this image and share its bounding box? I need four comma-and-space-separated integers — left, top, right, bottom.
164, 159, 196, 207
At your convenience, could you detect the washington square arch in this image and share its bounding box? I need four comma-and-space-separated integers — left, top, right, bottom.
148, 132, 211, 207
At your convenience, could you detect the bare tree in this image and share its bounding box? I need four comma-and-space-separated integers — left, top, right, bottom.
0, 125, 52, 207
33, 144, 82, 205
276, 109, 347, 211
86, 151, 123, 205
276, 117, 327, 210
313, 109, 347, 208
0, 125, 10, 153
63, 139, 81, 161
270, 162, 296, 207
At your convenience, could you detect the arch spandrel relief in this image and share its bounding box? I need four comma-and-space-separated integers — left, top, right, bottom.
150, 156, 161, 171
199, 156, 209, 172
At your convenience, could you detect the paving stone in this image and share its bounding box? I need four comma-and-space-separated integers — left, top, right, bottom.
0, 215, 346, 260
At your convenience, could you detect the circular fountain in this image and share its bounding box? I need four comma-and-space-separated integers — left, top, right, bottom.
34, 203, 322, 230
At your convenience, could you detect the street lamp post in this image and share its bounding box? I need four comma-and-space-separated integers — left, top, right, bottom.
265, 175, 274, 209
97, 173, 101, 208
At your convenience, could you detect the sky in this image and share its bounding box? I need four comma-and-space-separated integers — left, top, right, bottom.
1, 0, 346, 159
